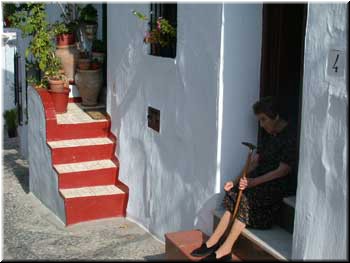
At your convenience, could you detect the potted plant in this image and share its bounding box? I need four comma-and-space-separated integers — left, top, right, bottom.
91, 39, 105, 64
78, 4, 98, 40
54, 4, 78, 46
3, 108, 18, 138
132, 10, 176, 57
90, 58, 101, 70
43, 53, 70, 113
77, 49, 91, 70
9, 4, 61, 88
43, 52, 67, 92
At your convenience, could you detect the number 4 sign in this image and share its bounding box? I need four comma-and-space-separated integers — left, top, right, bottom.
327, 49, 345, 78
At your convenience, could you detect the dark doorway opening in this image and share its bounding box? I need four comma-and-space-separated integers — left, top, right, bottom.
259, 4, 307, 196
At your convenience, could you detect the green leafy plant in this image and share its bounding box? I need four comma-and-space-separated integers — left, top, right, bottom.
3, 108, 18, 130
78, 4, 98, 25
92, 39, 105, 52
132, 10, 176, 48
9, 3, 63, 88
58, 4, 79, 33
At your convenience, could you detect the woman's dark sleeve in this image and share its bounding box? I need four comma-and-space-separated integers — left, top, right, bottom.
279, 133, 297, 171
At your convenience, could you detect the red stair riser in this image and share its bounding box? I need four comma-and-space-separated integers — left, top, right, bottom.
47, 122, 111, 141
68, 97, 81, 103
58, 167, 119, 189
51, 144, 115, 164
64, 194, 127, 225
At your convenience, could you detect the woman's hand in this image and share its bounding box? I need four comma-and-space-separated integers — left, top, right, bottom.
224, 180, 234, 192
239, 177, 258, 190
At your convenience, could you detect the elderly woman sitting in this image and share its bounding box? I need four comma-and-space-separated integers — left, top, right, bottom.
191, 96, 297, 261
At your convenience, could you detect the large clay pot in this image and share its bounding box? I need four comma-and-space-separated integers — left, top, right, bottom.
55, 44, 79, 83
75, 68, 103, 106
49, 87, 70, 113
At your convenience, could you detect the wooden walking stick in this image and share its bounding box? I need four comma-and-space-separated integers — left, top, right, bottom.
231, 142, 257, 220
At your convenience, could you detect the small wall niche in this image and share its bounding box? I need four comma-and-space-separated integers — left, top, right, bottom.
147, 106, 160, 133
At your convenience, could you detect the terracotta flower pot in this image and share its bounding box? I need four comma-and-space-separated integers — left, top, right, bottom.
49, 87, 71, 113
90, 62, 101, 70
49, 78, 65, 92
75, 68, 103, 106
78, 58, 91, 70
56, 33, 76, 46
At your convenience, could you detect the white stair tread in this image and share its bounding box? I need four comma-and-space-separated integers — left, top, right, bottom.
213, 208, 292, 260
54, 159, 116, 174
56, 103, 107, 124
48, 137, 113, 148
241, 226, 292, 260
283, 196, 296, 208
60, 185, 124, 199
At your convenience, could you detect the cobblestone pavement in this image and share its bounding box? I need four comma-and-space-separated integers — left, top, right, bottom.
1, 133, 165, 261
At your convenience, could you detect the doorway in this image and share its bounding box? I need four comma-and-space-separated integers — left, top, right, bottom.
259, 3, 307, 196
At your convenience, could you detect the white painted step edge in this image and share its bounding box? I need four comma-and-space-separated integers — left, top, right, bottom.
54, 159, 117, 174
60, 185, 124, 199
48, 137, 113, 149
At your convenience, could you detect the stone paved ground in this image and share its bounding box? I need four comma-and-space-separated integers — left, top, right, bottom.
1, 133, 165, 261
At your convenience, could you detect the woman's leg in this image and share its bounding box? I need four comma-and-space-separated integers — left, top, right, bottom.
205, 210, 232, 247
214, 218, 246, 258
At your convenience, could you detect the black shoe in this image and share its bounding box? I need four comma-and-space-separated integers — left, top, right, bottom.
190, 240, 221, 257
200, 251, 232, 261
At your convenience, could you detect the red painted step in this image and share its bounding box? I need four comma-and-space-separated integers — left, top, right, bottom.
48, 121, 111, 141
165, 229, 241, 261
54, 159, 119, 189
60, 184, 127, 225
35, 88, 129, 226
48, 137, 115, 165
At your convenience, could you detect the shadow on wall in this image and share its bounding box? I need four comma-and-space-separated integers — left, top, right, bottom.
194, 193, 224, 235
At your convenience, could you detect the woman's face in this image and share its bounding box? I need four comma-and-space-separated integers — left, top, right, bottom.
256, 113, 279, 134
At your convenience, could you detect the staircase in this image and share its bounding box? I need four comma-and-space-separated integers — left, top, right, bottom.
39, 89, 128, 226
165, 196, 296, 261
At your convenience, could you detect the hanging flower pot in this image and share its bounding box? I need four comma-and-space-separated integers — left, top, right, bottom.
49, 87, 71, 113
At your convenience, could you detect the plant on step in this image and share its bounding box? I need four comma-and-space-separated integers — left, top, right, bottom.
132, 10, 176, 48
78, 4, 98, 25
92, 39, 105, 53
42, 52, 68, 90
3, 108, 18, 137
53, 4, 79, 46
9, 3, 64, 88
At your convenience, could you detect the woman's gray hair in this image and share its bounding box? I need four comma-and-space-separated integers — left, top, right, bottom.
252, 96, 279, 119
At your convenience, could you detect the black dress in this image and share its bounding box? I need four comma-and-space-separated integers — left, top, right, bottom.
222, 125, 297, 229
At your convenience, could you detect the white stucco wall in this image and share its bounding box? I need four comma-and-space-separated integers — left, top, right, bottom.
220, 4, 261, 194
107, 3, 222, 239
293, 4, 348, 260
28, 87, 66, 224
1, 37, 16, 112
